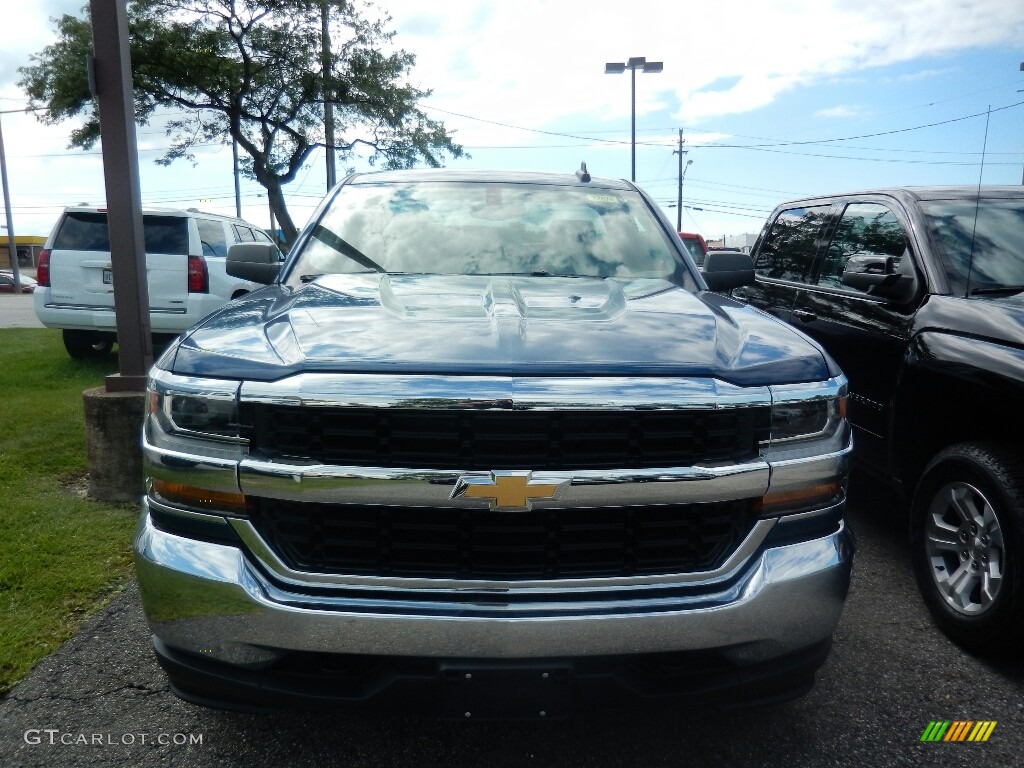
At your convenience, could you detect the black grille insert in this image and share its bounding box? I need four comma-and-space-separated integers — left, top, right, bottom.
246, 406, 768, 470
249, 499, 756, 580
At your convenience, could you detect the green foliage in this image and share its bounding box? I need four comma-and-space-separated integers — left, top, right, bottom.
0, 329, 137, 694
19, 1, 465, 244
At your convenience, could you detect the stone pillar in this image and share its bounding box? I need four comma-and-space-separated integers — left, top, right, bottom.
83, 387, 147, 503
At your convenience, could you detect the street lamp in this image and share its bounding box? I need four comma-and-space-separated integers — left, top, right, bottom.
605, 56, 663, 182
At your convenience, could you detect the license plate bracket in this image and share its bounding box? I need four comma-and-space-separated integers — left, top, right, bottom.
439, 663, 573, 720
102, 268, 113, 285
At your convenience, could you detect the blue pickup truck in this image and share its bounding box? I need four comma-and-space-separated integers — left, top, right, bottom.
134, 168, 854, 717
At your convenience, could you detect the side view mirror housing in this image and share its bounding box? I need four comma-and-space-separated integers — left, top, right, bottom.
701, 250, 755, 292
841, 253, 917, 303
227, 242, 282, 284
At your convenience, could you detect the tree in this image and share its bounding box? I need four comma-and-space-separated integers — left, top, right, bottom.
19, 0, 465, 245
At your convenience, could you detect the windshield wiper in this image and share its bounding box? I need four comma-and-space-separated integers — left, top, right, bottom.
477, 270, 586, 278
310, 224, 386, 273
970, 285, 1024, 297
299, 273, 323, 283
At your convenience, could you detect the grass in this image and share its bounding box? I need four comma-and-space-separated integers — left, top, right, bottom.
0, 328, 140, 694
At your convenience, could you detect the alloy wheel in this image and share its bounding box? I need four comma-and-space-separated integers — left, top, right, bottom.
924, 481, 1004, 616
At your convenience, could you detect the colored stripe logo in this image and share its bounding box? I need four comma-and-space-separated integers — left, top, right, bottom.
921, 721, 997, 742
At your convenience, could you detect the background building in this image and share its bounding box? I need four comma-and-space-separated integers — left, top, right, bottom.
1, 235, 47, 269
705, 233, 761, 253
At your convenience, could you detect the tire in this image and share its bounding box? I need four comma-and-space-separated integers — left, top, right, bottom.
910, 442, 1024, 655
62, 329, 115, 359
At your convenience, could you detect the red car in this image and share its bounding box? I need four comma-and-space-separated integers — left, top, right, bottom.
677, 232, 707, 266
0, 271, 37, 293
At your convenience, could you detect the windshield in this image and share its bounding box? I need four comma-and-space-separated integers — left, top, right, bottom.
919, 198, 1024, 296
285, 181, 691, 287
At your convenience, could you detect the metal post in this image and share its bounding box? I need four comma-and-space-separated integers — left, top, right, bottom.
89, 0, 152, 391
0, 113, 21, 291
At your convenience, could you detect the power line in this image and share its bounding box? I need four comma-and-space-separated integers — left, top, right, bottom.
424, 99, 1024, 154
704, 145, 1020, 165
701, 100, 1024, 149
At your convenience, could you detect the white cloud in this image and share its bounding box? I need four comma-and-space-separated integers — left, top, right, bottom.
382, 0, 1024, 127
896, 67, 959, 82
4, 0, 1024, 236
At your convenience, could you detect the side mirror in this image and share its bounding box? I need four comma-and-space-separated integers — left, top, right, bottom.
702, 250, 755, 291
841, 254, 917, 303
227, 242, 281, 284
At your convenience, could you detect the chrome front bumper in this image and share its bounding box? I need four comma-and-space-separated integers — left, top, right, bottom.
134, 505, 854, 669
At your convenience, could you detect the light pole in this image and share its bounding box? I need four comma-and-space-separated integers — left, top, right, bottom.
605, 56, 663, 182
0, 111, 21, 292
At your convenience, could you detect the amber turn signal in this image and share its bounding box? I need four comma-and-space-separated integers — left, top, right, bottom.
754, 481, 842, 515
151, 479, 252, 513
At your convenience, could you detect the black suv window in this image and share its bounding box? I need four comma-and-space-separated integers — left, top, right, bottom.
919, 198, 1024, 296
817, 203, 906, 291
197, 219, 228, 257
754, 206, 830, 283
54, 212, 188, 255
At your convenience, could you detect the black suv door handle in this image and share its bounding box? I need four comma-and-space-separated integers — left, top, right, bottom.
792, 309, 816, 323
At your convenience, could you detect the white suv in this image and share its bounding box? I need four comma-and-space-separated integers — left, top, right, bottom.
34, 205, 280, 358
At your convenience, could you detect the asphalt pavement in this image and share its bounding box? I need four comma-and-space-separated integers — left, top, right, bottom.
0, 293, 45, 328
1, 482, 1021, 768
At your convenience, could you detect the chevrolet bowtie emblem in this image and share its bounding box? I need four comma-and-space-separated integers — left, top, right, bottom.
452, 472, 563, 510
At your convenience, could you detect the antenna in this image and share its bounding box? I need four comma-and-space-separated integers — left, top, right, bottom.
965, 105, 990, 295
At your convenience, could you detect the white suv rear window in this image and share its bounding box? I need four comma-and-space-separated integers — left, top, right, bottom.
54, 212, 189, 255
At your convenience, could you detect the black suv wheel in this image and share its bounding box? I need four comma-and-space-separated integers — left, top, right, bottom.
62, 329, 114, 359
910, 443, 1024, 655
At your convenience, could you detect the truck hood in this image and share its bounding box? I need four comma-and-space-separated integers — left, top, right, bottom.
916, 294, 1024, 348
166, 274, 829, 385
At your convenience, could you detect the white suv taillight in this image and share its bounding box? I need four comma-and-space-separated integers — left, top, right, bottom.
37, 249, 51, 287
187, 255, 209, 293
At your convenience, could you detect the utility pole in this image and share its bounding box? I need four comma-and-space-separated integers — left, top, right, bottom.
0, 112, 21, 292
322, 1, 336, 190
673, 128, 687, 231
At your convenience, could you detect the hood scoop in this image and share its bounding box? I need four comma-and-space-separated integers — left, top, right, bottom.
340, 273, 630, 322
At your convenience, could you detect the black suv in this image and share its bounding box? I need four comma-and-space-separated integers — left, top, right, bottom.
733, 186, 1024, 654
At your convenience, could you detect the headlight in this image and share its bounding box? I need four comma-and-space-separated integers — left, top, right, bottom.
758, 377, 851, 516
770, 395, 846, 443
148, 371, 243, 443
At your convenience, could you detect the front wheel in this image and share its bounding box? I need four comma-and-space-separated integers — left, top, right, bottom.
62, 329, 114, 359
910, 442, 1024, 655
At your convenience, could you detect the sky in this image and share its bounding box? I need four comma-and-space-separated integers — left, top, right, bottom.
1, 0, 1022, 243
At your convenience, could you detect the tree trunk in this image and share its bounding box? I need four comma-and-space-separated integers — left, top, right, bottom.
265, 180, 299, 246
